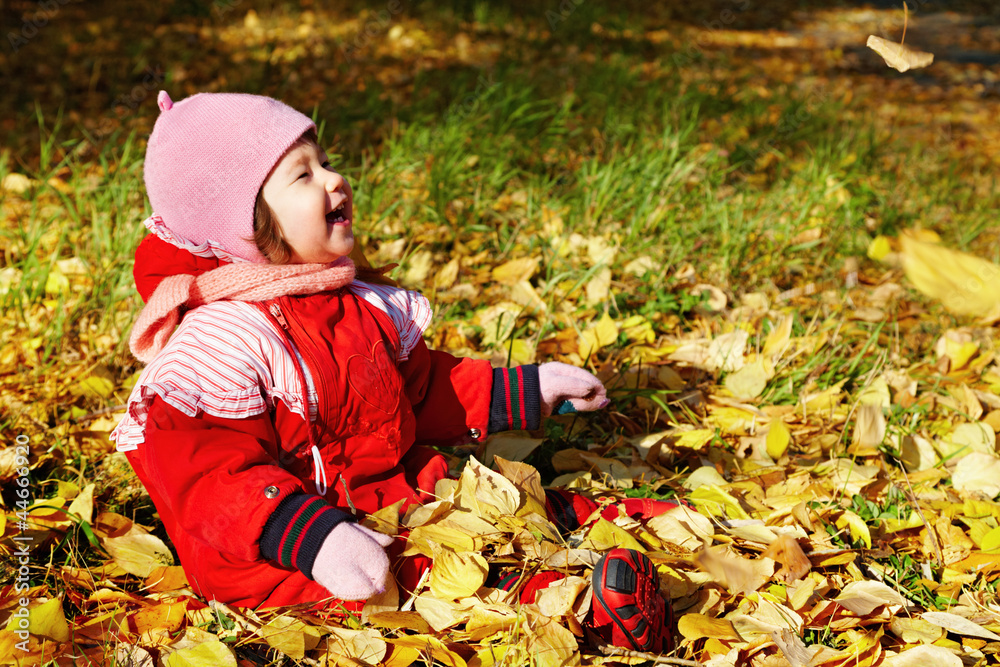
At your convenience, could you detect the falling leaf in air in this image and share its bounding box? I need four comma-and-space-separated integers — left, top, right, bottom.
867, 35, 934, 72
866, 3, 933, 73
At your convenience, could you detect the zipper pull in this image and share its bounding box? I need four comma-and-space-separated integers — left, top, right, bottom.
269, 303, 289, 330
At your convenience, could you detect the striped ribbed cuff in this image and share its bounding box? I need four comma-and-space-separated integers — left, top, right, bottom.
489, 365, 541, 433
259, 494, 354, 579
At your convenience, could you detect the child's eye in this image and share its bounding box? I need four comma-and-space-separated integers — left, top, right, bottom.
322, 161, 332, 170
297, 172, 309, 180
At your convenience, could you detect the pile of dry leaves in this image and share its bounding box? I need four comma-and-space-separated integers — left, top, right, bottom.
4, 230, 1000, 666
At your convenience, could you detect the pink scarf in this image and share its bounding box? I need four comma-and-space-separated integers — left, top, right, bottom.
130, 258, 356, 362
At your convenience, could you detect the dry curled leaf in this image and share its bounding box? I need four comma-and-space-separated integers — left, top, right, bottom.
866, 35, 934, 72
921, 611, 1000, 641
695, 544, 775, 596
884, 644, 962, 667
762, 534, 811, 583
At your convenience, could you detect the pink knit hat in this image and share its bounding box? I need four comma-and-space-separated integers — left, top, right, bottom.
143, 91, 316, 263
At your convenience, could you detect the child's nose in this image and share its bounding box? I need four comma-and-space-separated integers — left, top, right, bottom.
325, 172, 346, 193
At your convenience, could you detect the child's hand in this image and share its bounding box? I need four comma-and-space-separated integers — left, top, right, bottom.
312, 523, 394, 600
538, 362, 609, 416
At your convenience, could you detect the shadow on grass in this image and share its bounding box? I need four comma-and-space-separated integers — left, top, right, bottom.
2, 0, 997, 162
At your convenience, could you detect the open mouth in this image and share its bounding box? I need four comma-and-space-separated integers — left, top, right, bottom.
326, 204, 348, 224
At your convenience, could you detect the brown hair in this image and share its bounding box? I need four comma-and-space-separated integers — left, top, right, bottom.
252, 128, 319, 264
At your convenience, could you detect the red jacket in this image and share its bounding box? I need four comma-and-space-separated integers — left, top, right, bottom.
119, 236, 540, 607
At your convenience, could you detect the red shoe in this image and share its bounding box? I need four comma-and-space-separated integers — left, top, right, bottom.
545, 489, 690, 534
619, 497, 689, 521
545, 488, 599, 533
591, 549, 672, 653
493, 569, 566, 604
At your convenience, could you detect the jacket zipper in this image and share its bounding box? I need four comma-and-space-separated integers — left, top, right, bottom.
268, 303, 289, 330
271, 298, 331, 445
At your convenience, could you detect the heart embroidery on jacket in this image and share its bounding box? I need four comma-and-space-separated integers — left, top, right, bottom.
346, 341, 401, 415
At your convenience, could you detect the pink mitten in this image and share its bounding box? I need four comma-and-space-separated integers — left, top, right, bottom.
312, 522, 394, 600
538, 362, 609, 416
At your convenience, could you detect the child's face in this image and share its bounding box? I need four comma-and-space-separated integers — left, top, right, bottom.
261, 139, 354, 264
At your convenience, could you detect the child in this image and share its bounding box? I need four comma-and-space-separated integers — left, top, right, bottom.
112, 91, 674, 653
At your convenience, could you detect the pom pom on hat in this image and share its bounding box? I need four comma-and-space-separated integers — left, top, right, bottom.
143, 91, 315, 263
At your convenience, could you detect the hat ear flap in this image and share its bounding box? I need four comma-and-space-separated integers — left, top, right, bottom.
158, 91, 173, 111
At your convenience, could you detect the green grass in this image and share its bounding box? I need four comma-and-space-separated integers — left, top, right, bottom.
5, 8, 1000, 664
354, 66, 875, 291
0, 4, 988, 399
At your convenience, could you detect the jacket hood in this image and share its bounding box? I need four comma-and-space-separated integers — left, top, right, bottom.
134, 233, 226, 303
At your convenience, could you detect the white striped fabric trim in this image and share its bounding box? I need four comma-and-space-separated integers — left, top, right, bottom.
349, 281, 432, 361
111, 283, 433, 451
144, 214, 244, 263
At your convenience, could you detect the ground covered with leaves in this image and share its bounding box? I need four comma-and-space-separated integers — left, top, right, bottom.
3, 0, 1000, 665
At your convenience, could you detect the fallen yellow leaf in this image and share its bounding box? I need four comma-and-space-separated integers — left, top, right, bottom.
17, 598, 70, 643
580, 519, 645, 552
322, 627, 388, 665
899, 231, 1000, 322
646, 505, 715, 551
834, 581, 905, 615
981, 526, 1000, 553
584, 267, 612, 305
888, 616, 945, 644
762, 534, 811, 583
724, 358, 772, 401
868, 235, 893, 262
695, 544, 774, 596
102, 525, 175, 577
492, 257, 539, 285
163, 641, 237, 667
677, 613, 742, 641
454, 457, 521, 520
765, 419, 791, 460
883, 644, 961, 667
525, 613, 579, 667
258, 615, 323, 661
578, 311, 618, 360
429, 551, 488, 600
389, 635, 467, 667
837, 510, 873, 548
688, 485, 752, 521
